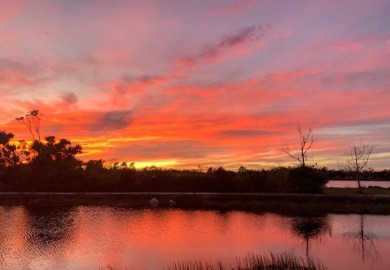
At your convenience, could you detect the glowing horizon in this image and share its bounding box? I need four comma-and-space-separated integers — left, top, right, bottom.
1, 0, 390, 170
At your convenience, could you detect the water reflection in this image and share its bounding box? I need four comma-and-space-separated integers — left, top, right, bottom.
0, 207, 28, 266
327, 180, 390, 188
0, 207, 389, 270
344, 215, 378, 263
0, 206, 77, 269
25, 206, 75, 247
290, 216, 331, 256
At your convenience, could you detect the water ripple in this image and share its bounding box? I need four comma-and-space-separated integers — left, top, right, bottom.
0, 206, 389, 269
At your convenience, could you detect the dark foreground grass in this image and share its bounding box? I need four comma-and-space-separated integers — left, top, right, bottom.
165, 252, 327, 270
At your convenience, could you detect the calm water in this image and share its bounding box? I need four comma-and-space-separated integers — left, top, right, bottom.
0, 206, 390, 270
327, 180, 390, 188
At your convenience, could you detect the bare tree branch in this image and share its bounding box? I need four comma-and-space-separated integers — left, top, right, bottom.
342, 142, 375, 192
282, 122, 314, 167
15, 110, 42, 142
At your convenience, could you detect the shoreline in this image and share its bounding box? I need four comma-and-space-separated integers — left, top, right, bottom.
1, 191, 390, 215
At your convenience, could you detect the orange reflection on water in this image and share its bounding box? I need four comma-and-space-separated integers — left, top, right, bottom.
66, 209, 306, 269
1, 207, 390, 270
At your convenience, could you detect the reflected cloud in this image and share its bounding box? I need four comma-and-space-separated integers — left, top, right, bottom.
1, 207, 390, 269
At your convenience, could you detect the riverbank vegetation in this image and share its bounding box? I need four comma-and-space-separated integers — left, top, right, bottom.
165, 252, 327, 270
1, 111, 389, 193
1, 131, 390, 193
1, 155, 330, 192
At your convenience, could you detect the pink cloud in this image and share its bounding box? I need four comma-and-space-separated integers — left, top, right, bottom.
0, 59, 38, 88
0, 1, 22, 25
1, 0, 389, 169
211, 0, 264, 16
102, 75, 168, 109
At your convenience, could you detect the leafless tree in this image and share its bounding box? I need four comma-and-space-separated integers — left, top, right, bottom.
282, 123, 314, 167
343, 143, 374, 192
15, 110, 42, 142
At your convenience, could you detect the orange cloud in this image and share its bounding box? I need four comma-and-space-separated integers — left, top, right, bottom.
1, 0, 390, 169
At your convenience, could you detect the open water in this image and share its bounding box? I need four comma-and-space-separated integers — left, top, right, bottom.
0, 206, 389, 269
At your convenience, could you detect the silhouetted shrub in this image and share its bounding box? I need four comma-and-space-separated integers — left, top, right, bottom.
287, 166, 328, 193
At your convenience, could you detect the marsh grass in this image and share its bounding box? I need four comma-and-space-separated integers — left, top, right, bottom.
165, 252, 327, 270
167, 260, 225, 270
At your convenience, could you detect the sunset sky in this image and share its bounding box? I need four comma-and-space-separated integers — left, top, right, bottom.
1, 0, 390, 170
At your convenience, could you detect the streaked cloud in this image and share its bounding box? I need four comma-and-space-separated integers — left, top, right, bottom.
1, 0, 390, 169
220, 129, 278, 137
199, 25, 266, 59
211, 0, 262, 16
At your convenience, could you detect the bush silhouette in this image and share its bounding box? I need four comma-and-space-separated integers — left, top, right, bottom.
287, 166, 328, 193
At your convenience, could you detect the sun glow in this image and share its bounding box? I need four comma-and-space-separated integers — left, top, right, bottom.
1, 0, 389, 170
132, 160, 180, 169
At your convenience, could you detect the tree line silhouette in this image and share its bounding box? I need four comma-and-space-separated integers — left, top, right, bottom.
0, 111, 388, 193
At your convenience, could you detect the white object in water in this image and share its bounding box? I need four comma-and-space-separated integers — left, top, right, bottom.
149, 197, 159, 207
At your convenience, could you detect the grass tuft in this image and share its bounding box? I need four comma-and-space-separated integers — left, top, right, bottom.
165, 252, 327, 270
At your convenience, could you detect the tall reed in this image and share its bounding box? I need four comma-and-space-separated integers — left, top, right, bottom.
165, 252, 327, 270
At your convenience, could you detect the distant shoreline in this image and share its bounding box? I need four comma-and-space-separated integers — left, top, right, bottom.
329, 179, 390, 181
1, 190, 390, 214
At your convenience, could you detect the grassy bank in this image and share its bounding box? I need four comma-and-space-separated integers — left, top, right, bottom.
1, 188, 390, 214
325, 186, 390, 195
